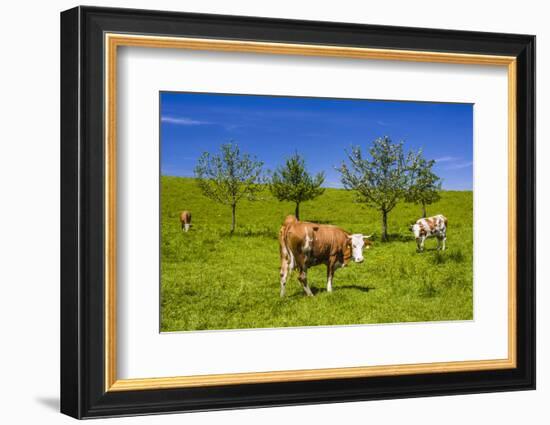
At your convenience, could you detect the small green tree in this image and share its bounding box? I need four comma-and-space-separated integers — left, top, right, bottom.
194, 143, 263, 233
406, 153, 442, 218
269, 153, 325, 220
337, 137, 412, 241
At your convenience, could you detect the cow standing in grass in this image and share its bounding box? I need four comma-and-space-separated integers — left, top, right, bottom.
180, 210, 192, 232
279, 215, 372, 297
411, 214, 447, 252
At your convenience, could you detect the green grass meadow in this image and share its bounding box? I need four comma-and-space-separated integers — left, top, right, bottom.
161, 176, 473, 332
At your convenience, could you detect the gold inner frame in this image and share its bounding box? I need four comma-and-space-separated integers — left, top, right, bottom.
104, 33, 517, 392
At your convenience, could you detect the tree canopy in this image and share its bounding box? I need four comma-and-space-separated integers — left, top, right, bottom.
338, 136, 427, 241
269, 152, 325, 220
194, 142, 264, 233
405, 153, 442, 217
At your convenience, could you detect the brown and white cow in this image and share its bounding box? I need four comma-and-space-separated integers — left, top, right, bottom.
279, 215, 372, 297
411, 214, 447, 252
180, 210, 192, 232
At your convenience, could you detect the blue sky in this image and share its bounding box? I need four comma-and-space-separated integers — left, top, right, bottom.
160, 92, 473, 190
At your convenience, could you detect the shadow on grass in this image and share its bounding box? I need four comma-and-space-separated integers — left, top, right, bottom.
415, 247, 439, 253
303, 218, 334, 225
384, 233, 414, 243
288, 284, 375, 297
220, 228, 278, 239
337, 284, 375, 293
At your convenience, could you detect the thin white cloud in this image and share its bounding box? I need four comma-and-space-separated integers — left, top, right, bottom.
435, 156, 459, 163
434, 156, 473, 170
445, 161, 473, 170
161, 116, 211, 126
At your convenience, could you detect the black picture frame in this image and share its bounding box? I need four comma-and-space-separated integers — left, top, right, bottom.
61, 5, 535, 419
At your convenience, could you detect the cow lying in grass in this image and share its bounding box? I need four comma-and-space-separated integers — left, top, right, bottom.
411, 214, 448, 252
279, 215, 372, 297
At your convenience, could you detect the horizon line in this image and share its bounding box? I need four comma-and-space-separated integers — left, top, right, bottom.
160, 174, 473, 191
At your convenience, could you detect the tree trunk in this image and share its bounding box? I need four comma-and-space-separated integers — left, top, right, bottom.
422, 202, 427, 218
295, 202, 300, 221
381, 210, 388, 242
230, 203, 236, 234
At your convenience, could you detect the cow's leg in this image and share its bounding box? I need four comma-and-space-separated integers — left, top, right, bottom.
326, 262, 335, 293
279, 256, 292, 298
417, 236, 425, 252
436, 236, 441, 250
294, 253, 314, 296
441, 233, 447, 251
298, 268, 314, 297
279, 245, 292, 297
279, 261, 288, 297
420, 236, 426, 252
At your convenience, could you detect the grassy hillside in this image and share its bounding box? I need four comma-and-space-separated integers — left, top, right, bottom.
161, 176, 473, 332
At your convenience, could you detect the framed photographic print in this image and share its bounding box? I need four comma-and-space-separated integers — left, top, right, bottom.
60, 6, 535, 419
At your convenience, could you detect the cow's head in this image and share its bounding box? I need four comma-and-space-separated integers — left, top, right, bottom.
348, 234, 372, 263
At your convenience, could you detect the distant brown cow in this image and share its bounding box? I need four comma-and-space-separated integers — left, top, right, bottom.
279, 215, 372, 297
180, 210, 192, 232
